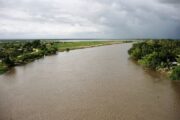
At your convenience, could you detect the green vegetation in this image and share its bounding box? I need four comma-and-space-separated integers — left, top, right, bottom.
0, 40, 58, 74
170, 66, 180, 80
55, 41, 128, 51
128, 40, 180, 80
0, 62, 8, 74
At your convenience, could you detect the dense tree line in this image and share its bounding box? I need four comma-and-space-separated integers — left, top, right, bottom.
0, 40, 58, 73
128, 40, 180, 80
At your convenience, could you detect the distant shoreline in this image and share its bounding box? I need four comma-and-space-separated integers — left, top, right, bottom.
56, 41, 131, 52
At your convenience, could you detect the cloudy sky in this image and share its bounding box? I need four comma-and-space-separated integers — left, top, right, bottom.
0, 0, 180, 39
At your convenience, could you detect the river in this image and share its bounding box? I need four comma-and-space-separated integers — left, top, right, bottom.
0, 43, 180, 120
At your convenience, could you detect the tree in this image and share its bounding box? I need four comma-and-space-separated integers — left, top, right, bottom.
32, 40, 41, 48
3, 55, 14, 67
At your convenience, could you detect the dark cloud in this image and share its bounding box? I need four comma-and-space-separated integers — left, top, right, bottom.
159, 0, 180, 4
0, 0, 180, 39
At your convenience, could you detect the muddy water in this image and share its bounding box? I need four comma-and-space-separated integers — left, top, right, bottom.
0, 43, 180, 120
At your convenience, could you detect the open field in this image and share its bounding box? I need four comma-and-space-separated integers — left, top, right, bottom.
55, 40, 131, 51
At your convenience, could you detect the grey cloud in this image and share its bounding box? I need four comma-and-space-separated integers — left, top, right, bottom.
159, 0, 180, 4
0, 0, 180, 39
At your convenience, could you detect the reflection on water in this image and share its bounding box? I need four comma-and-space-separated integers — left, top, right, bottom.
0, 43, 180, 120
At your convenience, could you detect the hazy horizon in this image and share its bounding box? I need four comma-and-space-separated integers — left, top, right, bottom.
0, 38, 179, 41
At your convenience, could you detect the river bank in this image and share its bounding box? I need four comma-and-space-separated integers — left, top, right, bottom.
0, 40, 130, 74
128, 40, 180, 80
0, 40, 58, 74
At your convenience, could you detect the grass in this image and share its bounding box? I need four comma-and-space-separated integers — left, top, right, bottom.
55, 41, 130, 52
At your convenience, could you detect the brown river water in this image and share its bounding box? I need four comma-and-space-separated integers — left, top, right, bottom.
0, 43, 180, 120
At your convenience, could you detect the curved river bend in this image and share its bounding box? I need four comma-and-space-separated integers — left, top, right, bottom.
0, 43, 180, 120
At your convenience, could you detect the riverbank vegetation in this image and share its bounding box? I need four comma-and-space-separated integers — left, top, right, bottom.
0, 40, 128, 74
0, 40, 58, 74
128, 40, 180, 80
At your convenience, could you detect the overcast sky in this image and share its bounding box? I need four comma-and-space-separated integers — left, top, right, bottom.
0, 0, 180, 39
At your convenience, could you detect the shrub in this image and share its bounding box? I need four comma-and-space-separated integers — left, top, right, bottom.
0, 62, 8, 74
170, 66, 180, 80
138, 52, 161, 69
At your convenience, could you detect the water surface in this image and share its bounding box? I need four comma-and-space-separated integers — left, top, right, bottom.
0, 43, 180, 120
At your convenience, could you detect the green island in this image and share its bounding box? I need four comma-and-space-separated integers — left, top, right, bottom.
0, 40, 127, 74
128, 40, 180, 80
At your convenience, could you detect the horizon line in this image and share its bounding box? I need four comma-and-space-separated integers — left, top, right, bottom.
0, 38, 179, 40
